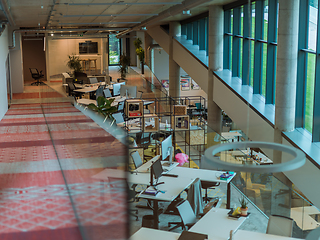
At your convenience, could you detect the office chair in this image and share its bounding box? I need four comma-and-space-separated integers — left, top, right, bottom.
187, 178, 204, 216
29, 68, 45, 85
168, 200, 198, 231
68, 82, 83, 99
128, 182, 139, 221
201, 181, 220, 204
267, 215, 294, 237
117, 101, 124, 112
136, 132, 152, 160
200, 156, 220, 203
103, 88, 112, 98
95, 85, 104, 99
130, 151, 143, 169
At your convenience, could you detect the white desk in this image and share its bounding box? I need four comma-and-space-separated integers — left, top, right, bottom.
190, 208, 247, 239
130, 227, 180, 240
134, 155, 179, 173
221, 131, 242, 142
234, 230, 304, 240
77, 99, 97, 105
74, 86, 98, 93
129, 168, 195, 229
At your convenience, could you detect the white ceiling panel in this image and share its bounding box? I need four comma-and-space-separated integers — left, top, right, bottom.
1, 0, 236, 30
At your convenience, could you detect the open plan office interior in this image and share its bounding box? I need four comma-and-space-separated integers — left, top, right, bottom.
0, 0, 320, 239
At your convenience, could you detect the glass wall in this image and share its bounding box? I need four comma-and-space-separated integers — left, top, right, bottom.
109, 34, 121, 65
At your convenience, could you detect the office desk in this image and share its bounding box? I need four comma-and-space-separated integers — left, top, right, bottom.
134, 155, 179, 173
129, 171, 194, 229
169, 167, 235, 209
190, 208, 247, 239
221, 131, 242, 142
234, 230, 304, 240
130, 227, 180, 240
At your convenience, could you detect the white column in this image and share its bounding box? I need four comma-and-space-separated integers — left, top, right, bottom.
208, 5, 224, 133
169, 21, 181, 98
274, 0, 299, 163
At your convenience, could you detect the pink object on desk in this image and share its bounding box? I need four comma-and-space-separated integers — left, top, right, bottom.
175, 153, 189, 166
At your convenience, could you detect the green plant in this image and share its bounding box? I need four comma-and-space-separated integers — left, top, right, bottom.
133, 37, 145, 63
118, 54, 131, 79
67, 55, 82, 72
135, 47, 145, 63
239, 197, 248, 209
87, 96, 118, 123
133, 38, 142, 49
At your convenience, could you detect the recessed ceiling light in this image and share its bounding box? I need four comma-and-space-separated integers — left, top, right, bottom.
41, 5, 43, 9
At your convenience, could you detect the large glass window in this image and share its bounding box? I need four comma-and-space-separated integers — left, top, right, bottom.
224, 0, 277, 94
109, 34, 121, 65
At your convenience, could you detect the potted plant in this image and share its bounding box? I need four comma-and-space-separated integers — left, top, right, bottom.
239, 197, 248, 216
118, 54, 131, 79
67, 55, 83, 74
87, 96, 118, 125
133, 38, 145, 74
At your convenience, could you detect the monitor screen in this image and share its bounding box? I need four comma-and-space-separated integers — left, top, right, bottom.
79, 41, 98, 54
113, 82, 125, 96
152, 158, 163, 180
120, 85, 137, 98
161, 135, 172, 161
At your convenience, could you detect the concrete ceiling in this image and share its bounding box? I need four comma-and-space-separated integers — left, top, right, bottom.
1, 0, 237, 33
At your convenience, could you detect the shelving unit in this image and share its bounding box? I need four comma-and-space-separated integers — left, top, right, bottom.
143, 114, 159, 132
125, 99, 143, 118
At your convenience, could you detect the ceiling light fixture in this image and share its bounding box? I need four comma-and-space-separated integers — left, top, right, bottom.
182, 10, 191, 15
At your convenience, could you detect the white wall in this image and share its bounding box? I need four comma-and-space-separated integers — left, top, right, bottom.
46, 37, 104, 78
0, 27, 9, 120
153, 46, 207, 100
9, 32, 24, 93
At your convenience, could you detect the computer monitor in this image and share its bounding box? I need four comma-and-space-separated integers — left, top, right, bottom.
113, 82, 125, 96
150, 158, 164, 187
161, 135, 173, 160
120, 85, 137, 98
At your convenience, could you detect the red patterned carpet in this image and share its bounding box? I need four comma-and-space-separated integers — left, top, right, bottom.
0, 84, 128, 240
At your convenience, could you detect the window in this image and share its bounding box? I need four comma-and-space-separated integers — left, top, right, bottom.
109, 34, 121, 65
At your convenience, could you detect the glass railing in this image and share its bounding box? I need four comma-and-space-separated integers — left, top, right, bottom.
127, 63, 319, 238
38, 82, 129, 240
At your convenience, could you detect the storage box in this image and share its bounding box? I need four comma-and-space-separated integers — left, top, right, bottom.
174, 105, 187, 115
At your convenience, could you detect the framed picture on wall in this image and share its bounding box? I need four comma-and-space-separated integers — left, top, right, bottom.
161, 79, 169, 90
191, 79, 200, 90
180, 77, 190, 91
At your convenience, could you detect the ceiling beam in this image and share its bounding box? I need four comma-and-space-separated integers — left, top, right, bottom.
0, 0, 15, 26
63, 2, 182, 6
59, 22, 141, 25
63, 14, 158, 17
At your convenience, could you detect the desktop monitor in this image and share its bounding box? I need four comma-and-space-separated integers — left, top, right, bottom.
120, 85, 137, 98
161, 135, 173, 161
150, 158, 164, 186
113, 82, 126, 96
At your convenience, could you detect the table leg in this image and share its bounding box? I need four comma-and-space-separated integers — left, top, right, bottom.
227, 181, 231, 209
153, 200, 159, 229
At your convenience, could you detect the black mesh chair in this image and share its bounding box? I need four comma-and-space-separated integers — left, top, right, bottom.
68, 82, 83, 99
29, 68, 45, 85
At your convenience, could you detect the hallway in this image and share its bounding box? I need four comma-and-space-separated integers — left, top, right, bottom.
1, 83, 127, 239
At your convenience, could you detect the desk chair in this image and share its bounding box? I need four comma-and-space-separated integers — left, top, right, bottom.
128, 183, 139, 221
130, 151, 143, 169
103, 88, 112, 98
112, 112, 125, 124
95, 86, 104, 99
136, 132, 152, 160
29, 68, 45, 85
200, 156, 220, 203
168, 200, 198, 231
68, 83, 83, 99
267, 215, 294, 237
117, 101, 124, 112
